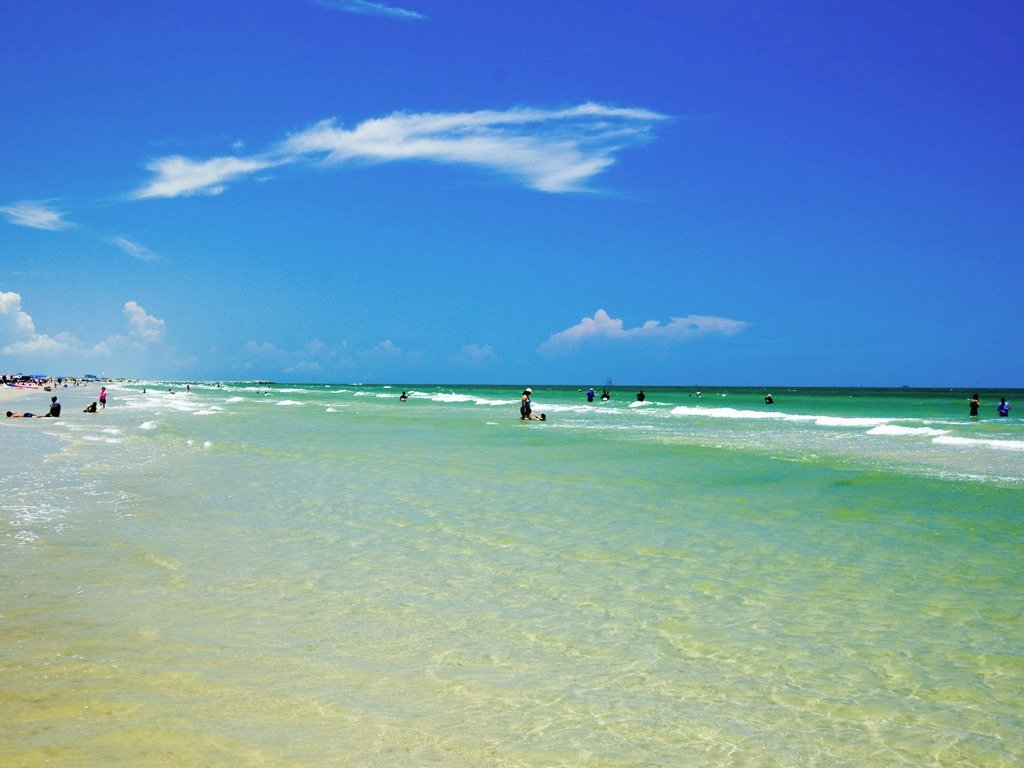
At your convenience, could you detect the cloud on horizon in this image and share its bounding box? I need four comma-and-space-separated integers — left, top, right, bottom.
313, 0, 425, 20
242, 339, 350, 374
0, 201, 74, 231
456, 343, 498, 366
0, 291, 165, 358
540, 309, 750, 354
131, 103, 668, 199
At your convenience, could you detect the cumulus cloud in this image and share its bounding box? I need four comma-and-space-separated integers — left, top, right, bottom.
124, 301, 165, 344
111, 236, 159, 261
540, 309, 750, 353
313, 0, 425, 20
367, 339, 402, 357
0, 291, 69, 354
0, 292, 165, 358
0, 201, 73, 231
130, 103, 667, 198
457, 343, 497, 366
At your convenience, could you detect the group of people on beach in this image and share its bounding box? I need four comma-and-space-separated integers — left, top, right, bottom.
6, 386, 107, 419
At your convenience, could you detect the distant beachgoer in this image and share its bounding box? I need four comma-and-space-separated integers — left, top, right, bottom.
84, 402, 98, 413
521, 388, 533, 420
969, 394, 980, 418
186, 383, 190, 392
997, 397, 1010, 417
601, 389, 610, 401
636, 390, 645, 402
99, 387, 107, 408
587, 387, 595, 402
696, 391, 701, 398
399, 391, 408, 401
765, 394, 774, 405
6, 411, 35, 418
44, 396, 61, 417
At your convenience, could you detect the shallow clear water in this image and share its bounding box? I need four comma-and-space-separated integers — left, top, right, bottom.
2, 383, 1022, 766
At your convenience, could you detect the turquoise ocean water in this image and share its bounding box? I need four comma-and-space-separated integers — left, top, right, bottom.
2, 383, 1022, 767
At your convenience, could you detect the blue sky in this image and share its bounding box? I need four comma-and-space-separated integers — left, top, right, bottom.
2, 1, 1021, 386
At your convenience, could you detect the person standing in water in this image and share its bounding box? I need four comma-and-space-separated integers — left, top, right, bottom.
586, 387, 595, 402
99, 386, 107, 409
520, 388, 533, 419
969, 393, 980, 418
997, 397, 1010, 417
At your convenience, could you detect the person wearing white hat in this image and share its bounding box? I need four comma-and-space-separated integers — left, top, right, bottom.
520, 388, 533, 420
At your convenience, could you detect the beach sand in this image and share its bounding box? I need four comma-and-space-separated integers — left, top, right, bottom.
0, 385, 35, 402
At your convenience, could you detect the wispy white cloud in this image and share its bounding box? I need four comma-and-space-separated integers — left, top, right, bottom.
540, 309, 750, 354
314, 0, 425, 20
130, 103, 667, 198
131, 155, 281, 199
111, 236, 159, 261
0, 292, 165, 357
280, 104, 666, 192
0, 201, 73, 231
242, 338, 349, 373
456, 343, 497, 366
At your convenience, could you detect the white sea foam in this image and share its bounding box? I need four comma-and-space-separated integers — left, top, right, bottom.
139, 421, 157, 430
932, 435, 1024, 452
669, 406, 891, 429
430, 392, 517, 406
867, 425, 948, 437
813, 416, 891, 427
325, 407, 338, 412
277, 400, 304, 406
226, 396, 245, 403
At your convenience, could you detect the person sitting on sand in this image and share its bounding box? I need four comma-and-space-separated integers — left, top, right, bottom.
84, 402, 98, 413
43, 396, 61, 417
6, 411, 36, 418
